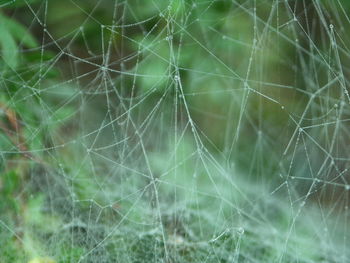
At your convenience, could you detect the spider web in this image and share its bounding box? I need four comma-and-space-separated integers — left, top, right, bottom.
1, 0, 350, 262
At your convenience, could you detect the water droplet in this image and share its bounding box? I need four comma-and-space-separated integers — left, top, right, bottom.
237, 227, 245, 235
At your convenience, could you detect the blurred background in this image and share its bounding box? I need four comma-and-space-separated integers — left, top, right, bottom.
1, 0, 350, 262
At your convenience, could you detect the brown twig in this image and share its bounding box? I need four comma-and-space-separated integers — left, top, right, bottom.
0, 102, 46, 167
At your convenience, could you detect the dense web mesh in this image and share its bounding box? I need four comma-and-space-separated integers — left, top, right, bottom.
1, 0, 350, 262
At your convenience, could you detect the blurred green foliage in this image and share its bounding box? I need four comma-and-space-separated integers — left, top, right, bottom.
1, 1, 350, 262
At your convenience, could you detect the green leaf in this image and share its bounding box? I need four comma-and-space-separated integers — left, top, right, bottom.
0, 13, 38, 70
1, 170, 20, 195
0, 20, 18, 69
0, 0, 41, 8
0, 0, 14, 7
1, 14, 38, 48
